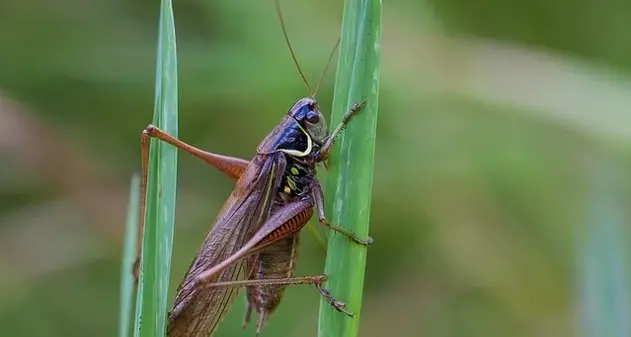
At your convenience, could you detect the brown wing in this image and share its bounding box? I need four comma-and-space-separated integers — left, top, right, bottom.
167, 152, 286, 337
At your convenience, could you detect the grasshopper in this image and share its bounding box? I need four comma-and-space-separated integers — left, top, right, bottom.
133, 1, 371, 336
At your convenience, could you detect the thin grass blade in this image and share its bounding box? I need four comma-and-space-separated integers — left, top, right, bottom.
318, 0, 381, 337
118, 174, 140, 337
133, 1, 179, 336
577, 155, 630, 337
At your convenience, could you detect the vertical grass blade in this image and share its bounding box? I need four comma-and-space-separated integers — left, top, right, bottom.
577, 156, 630, 337
119, 174, 140, 337
318, 0, 381, 337
133, 1, 178, 337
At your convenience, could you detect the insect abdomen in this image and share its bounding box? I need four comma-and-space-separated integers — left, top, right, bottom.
244, 235, 299, 331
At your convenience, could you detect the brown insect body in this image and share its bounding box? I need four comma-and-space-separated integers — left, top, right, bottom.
243, 143, 321, 333
137, 99, 368, 337
166, 152, 287, 337
163, 98, 369, 337
244, 234, 299, 330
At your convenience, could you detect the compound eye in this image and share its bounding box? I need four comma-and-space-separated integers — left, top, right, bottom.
306, 110, 320, 124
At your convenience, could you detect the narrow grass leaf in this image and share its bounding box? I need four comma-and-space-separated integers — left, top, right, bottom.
577, 155, 630, 337
133, 1, 179, 337
119, 174, 140, 337
318, 0, 381, 337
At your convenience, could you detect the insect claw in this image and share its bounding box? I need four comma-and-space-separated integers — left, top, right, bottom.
315, 280, 354, 316
332, 300, 354, 317
359, 235, 374, 246
333, 300, 346, 309
350, 235, 373, 246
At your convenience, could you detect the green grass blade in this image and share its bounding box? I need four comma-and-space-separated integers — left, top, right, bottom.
119, 174, 140, 337
133, 0, 178, 337
317, 0, 381, 336
577, 156, 630, 337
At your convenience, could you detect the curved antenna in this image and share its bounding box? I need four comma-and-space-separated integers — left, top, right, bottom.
275, 0, 314, 97
313, 37, 341, 97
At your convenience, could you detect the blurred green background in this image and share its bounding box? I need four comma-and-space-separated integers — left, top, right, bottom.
1, 0, 630, 336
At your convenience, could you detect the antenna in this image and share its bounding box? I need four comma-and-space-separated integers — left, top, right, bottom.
275, 0, 314, 97
313, 37, 340, 97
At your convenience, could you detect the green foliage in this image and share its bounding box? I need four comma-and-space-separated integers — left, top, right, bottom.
578, 155, 630, 337
318, 0, 381, 337
118, 175, 140, 337
133, 1, 179, 336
